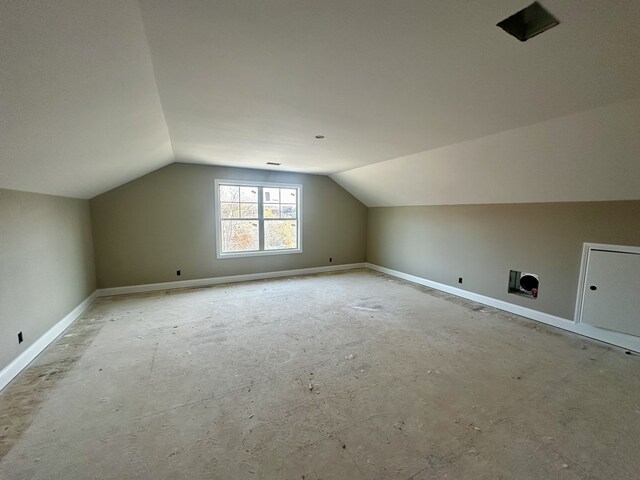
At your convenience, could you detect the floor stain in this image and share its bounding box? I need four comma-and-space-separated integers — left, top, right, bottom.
0, 312, 106, 459
1, 270, 639, 479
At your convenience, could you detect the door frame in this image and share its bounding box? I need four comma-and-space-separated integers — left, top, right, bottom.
574, 242, 640, 324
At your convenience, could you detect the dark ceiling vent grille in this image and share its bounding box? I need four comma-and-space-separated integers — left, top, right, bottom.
497, 2, 559, 42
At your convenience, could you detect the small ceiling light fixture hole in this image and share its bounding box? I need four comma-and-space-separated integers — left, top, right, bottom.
497, 1, 559, 42
315, 135, 325, 139
266, 162, 281, 166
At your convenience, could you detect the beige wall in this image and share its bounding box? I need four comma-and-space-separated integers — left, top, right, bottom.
0, 189, 96, 372
368, 201, 640, 320
90, 163, 367, 288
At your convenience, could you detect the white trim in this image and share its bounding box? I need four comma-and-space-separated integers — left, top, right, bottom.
575, 242, 640, 324
214, 179, 303, 259
96, 263, 366, 297
216, 247, 303, 260
569, 323, 640, 352
0, 291, 99, 392
579, 242, 640, 255
5, 260, 635, 395
366, 263, 640, 353
574, 243, 592, 324
0, 264, 365, 392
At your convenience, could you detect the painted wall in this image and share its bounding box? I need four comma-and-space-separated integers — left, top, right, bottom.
367, 201, 640, 320
0, 189, 96, 372
90, 163, 367, 288
333, 98, 640, 207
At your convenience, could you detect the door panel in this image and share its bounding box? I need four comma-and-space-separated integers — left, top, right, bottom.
582, 250, 640, 337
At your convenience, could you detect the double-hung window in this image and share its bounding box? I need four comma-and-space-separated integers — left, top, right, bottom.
215, 179, 302, 257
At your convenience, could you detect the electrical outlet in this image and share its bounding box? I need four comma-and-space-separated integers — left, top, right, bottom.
458, 277, 463, 284
176, 270, 181, 276
329, 257, 333, 263
18, 331, 23, 344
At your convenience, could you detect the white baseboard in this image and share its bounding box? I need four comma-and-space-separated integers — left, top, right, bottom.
0, 263, 366, 393
96, 263, 367, 297
4, 261, 633, 394
366, 263, 640, 353
0, 291, 99, 392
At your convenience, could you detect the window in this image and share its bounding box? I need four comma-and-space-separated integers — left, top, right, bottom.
215, 180, 302, 257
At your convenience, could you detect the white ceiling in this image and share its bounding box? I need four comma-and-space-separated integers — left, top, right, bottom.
1, 1, 640, 199
0, 0, 173, 199
333, 98, 640, 207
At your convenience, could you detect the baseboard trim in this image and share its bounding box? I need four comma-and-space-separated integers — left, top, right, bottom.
0, 264, 366, 393
0, 291, 99, 392
365, 263, 640, 353
4, 261, 634, 394
96, 263, 367, 297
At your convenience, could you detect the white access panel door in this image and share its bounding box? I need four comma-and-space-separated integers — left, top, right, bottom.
582, 249, 640, 337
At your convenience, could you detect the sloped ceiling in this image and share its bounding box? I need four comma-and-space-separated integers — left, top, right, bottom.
333, 98, 640, 206
1, 1, 640, 200
0, 0, 173, 199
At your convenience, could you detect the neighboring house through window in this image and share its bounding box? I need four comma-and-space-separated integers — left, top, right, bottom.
214, 179, 302, 257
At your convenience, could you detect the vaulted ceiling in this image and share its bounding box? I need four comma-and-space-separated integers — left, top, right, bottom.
2, 1, 640, 200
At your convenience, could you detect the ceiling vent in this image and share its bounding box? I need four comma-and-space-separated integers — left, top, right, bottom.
497, 2, 559, 42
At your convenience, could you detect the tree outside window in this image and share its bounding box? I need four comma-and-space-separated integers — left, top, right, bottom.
216, 180, 301, 257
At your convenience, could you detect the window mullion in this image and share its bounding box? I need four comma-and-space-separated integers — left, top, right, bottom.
258, 186, 265, 251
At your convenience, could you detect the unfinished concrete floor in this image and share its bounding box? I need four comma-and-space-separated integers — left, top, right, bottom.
1, 269, 639, 479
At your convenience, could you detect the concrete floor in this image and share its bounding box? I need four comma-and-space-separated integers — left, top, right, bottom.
1, 269, 639, 479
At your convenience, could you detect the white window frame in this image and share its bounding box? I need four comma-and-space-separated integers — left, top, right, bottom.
214, 179, 303, 259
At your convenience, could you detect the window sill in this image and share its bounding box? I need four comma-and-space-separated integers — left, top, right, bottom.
217, 248, 302, 260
